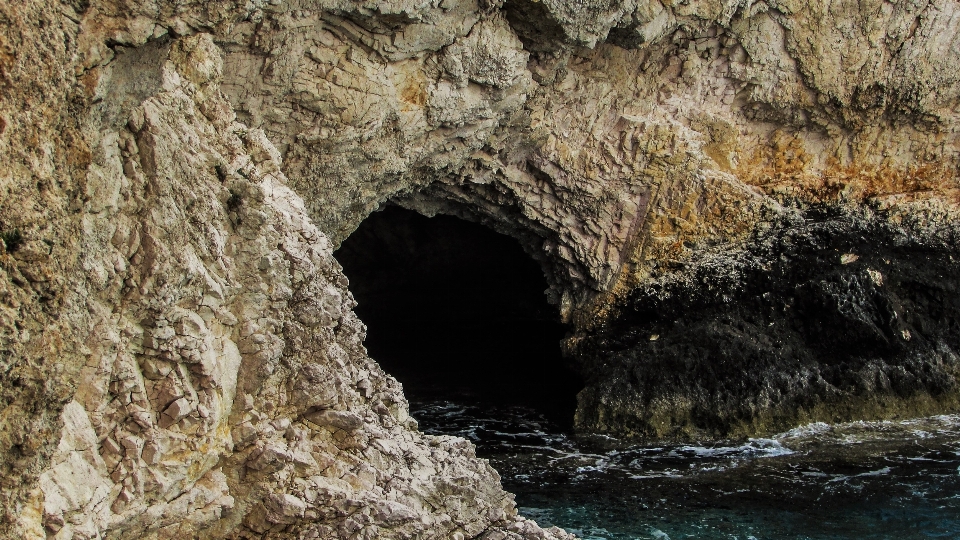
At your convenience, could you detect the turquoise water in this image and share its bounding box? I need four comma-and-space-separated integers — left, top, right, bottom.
411, 402, 960, 540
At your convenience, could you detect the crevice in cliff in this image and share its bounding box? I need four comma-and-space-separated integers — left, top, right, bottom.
502, 0, 568, 52
334, 205, 583, 428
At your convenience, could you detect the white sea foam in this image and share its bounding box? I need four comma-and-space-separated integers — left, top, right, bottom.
766, 414, 960, 449
569, 527, 618, 540
628, 470, 684, 479
857, 466, 892, 477
826, 466, 893, 486
775, 421, 832, 439
649, 527, 671, 539
671, 438, 794, 459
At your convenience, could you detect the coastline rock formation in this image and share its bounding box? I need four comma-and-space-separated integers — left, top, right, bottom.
1, 0, 959, 537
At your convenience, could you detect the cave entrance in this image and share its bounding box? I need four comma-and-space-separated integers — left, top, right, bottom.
334, 206, 582, 429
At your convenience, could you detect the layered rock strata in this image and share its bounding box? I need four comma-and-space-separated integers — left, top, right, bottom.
2, 0, 960, 538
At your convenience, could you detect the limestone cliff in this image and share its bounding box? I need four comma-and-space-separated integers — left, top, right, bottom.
1, 0, 960, 538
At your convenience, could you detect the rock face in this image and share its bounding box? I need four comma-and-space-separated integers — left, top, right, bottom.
0, 9, 573, 540
2, 0, 960, 538
573, 208, 960, 440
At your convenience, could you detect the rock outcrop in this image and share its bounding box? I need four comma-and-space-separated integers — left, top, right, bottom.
572, 207, 960, 440
2, 0, 960, 537
0, 8, 573, 539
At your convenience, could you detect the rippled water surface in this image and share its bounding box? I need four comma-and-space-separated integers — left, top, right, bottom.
410, 401, 960, 540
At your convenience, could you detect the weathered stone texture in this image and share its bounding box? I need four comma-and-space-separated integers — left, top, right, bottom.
3, 0, 960, 537
208, 0, 960, 323
2, 10, 574, 539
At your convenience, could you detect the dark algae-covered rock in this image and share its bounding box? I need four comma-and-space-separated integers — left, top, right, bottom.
573, 208, 960, 441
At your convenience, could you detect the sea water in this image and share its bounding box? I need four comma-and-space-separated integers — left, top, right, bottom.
410, 401, 960, 540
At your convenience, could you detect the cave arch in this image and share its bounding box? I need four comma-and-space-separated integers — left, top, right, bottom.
334, 205, 583, 428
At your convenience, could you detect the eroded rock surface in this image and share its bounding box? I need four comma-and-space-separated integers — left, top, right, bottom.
572, 207, 960, 440
1, 13, 573, 540
2, 0, 960, 537
204, 0, 960, 322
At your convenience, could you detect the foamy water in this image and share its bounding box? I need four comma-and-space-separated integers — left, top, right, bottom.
411, 401, 960, 539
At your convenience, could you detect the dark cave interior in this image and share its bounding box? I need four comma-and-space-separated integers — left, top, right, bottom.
334, 206, 583, 428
